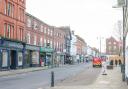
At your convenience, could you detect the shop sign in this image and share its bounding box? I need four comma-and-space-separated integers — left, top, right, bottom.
40, 47, 53, 52
26, 45, 39, 51
2, 41, 23, 49
8, 42, 23, 49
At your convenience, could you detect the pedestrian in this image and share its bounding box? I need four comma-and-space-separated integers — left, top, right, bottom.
102, 60, 107, 75
115, 60, 118, 66
110, 60, 113, 65
119, 59, 122, 65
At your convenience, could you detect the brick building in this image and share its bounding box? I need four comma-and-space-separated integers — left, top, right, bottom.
59, 26, 72, 64
0, 0, 26, 69
76, 35, 87, 62
25, 13, 54, 67
106, 37, 120, 55
53, 27, 66, 65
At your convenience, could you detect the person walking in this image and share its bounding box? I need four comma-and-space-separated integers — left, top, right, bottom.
102, 59, 107, 75
115, 60, 118, 66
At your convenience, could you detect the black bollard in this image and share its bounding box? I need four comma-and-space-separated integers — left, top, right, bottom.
51, 71, 54, 87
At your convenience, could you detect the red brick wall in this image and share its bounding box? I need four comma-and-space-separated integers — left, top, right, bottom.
53, 27, 65, 52
106, 37, 120, 55
0, 0, 26, 41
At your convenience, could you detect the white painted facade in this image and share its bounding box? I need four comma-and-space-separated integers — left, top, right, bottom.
70, 32, 77, 62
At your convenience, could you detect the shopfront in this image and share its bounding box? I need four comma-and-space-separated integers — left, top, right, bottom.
0, 39, 23, 69
24, 45, 40, 67
40, 47, 53, 67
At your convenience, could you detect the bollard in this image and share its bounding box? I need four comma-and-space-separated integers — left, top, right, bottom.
51, 71, 54, 87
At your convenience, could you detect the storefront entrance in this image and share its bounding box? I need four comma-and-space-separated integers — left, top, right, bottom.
10, 50, 17, 69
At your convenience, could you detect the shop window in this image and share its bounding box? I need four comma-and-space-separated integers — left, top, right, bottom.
2, 50, 8, 67
25, 51, 31, 65
32, 52, 39, 64
18, 52, 23, 66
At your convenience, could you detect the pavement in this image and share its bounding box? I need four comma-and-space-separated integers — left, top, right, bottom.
45, 66, 128, 89
0, 66, 48, 77
0, 64, 75, 77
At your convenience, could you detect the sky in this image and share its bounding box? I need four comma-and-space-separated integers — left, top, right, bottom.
26, 0, 122, 52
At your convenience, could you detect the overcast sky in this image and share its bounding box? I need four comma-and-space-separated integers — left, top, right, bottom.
26, 0, 122, 52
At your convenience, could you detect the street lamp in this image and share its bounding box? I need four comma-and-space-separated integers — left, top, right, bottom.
113, 0, 128, 81
97, 36, 104, 57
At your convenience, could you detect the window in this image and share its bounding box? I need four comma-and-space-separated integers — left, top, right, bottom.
18, 7, 24, 21
44, 27, 47, 34
7, 24, 11, 38
34, 35, 36, 45
26, 33, 30, 44
44, 38, 46, 47
41, 25, 43, 32
7, 2, 11, 16
20, 0, 24, 3
50, 40, 52, 48
34, 21, 38, 30
114, 46, 117, 50
11, 26, 14, 39
40, 37, 43, 46
47, 28, 49, 35
4, 23, 7, 37
51, 30, 53, 36
108, 46, 111, 51
27, 18, 31, 27
4, 0, 7, 14
19, 28, 23, 41
6, 2, 14, 18
114, 42, 116, 45
11, 5, 14, 18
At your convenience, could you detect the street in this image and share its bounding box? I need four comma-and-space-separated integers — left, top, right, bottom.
0, 63, 101, 89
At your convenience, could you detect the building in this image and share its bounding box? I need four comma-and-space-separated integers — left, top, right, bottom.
106, 37, 120, 55
76, 35, 87, 63
70, 31, 77, 63
92, 47, 99, 57
106, 36, 123, 65
59, 26, 72, 64
0, 0, 26, 69
53, 27, 66, 66
25, 13, 54, 67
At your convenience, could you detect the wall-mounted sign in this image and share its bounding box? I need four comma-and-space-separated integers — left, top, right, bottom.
26, 45, 39, 51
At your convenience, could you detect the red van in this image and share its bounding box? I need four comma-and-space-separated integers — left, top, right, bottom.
92, 57, 102, 67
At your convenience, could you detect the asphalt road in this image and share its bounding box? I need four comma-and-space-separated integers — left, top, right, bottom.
0, 63, 101, 89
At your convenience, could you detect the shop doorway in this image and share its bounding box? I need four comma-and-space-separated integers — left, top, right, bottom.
10, 50, 17, 69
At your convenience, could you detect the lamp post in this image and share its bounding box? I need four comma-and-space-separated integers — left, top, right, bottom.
113, 0, 127, 81
97, 36, 103, 57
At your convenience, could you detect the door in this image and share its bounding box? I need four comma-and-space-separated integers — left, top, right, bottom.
10, 50, 17, 69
